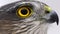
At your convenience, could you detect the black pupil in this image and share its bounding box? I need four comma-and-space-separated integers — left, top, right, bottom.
21, 9, 28, 15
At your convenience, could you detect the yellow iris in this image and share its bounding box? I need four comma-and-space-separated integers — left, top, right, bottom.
16, 7, 32, 18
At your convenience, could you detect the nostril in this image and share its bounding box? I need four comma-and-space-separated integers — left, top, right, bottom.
45, 10, 50, 13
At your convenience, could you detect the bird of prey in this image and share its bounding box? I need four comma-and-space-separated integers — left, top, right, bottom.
0, 0, 59, 34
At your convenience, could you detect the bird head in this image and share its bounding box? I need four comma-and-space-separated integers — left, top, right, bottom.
0, 0, 59, 34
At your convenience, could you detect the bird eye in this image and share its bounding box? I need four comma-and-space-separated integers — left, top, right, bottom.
16, 7, 32, 18
44, 5, 51, 13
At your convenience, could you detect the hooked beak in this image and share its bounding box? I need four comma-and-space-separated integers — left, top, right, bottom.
48, 11, 59, 25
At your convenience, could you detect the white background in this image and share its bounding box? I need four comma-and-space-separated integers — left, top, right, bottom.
0, 0, 60, 34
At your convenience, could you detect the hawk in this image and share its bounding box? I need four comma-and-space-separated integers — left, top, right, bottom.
0, 0, 59, 34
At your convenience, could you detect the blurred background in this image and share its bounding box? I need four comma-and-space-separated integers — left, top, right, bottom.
0, 0, 60, 34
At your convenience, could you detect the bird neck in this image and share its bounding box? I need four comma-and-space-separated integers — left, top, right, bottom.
24, 23, 49, 34
37, 24, 48, 34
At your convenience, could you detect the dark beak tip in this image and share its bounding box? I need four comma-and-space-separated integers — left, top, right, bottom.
53, 11, 59, 25
56, 15, 59, 25
49, 11, 59, 25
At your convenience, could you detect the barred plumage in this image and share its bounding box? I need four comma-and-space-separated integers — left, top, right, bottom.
0, 0, 59, 34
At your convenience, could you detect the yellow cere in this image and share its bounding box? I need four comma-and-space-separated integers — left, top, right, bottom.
16, 7, 32, 18
44, 5, 51, 12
